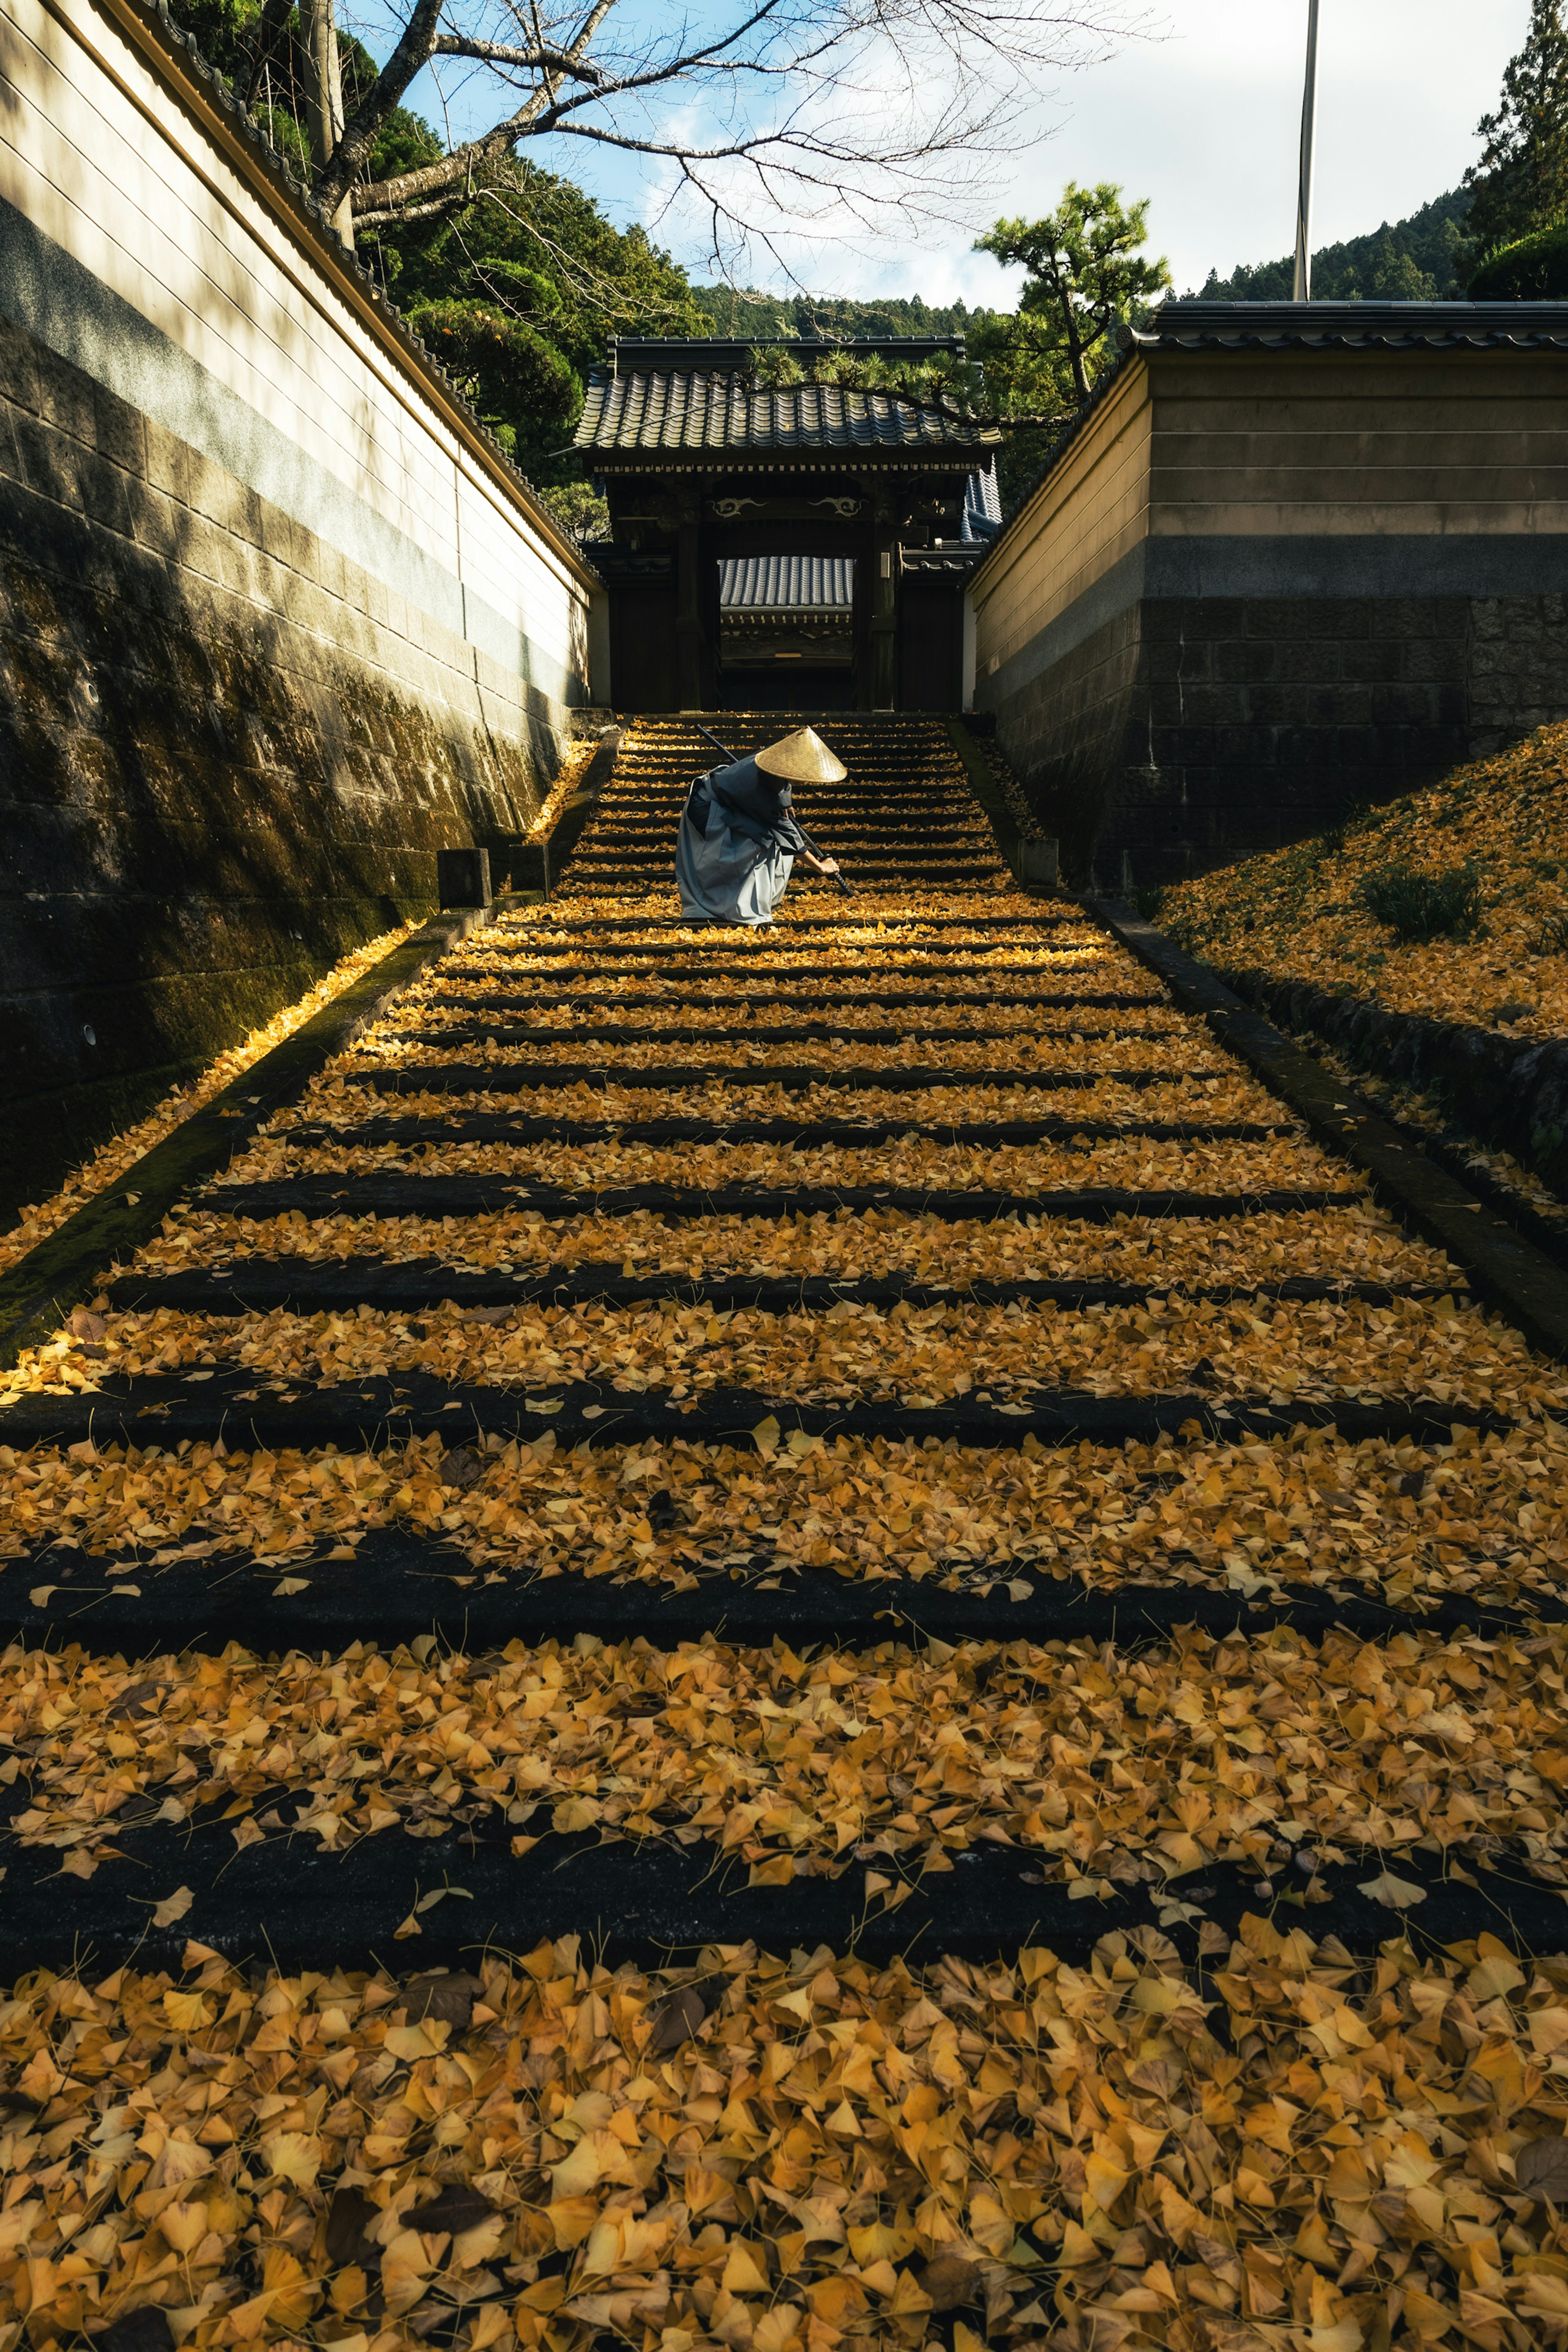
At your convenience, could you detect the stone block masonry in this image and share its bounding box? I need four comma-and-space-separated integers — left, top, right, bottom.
0, 0, 600, 1225
969, 309, 1568, 892
998, 590, 1483, 890
0, 316, 556, 1221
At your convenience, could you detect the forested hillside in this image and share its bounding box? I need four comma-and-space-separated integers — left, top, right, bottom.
1193, 188, 1471, 301
686, 287, 1003, 341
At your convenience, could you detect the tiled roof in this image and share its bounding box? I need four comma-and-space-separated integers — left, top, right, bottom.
963, 466, 1002, 537
575, 370, 999, 458
719, 555, 854, 610
1134, 299, 1568, 352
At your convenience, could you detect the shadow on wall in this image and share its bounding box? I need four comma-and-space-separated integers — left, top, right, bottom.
0, 332, 563, 1228
997, 597, 1484, 895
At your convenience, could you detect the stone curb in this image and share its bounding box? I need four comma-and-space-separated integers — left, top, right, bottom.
1216, 964, 1568, 1200
943, 717, 1061, 884
509, 725, 621, 892
0, 908, 499, 1370
1082, 895, 1568, 1366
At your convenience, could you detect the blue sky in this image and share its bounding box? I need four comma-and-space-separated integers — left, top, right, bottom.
347, 0, 1524, 305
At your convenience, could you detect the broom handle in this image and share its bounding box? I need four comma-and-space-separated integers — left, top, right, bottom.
690, 722, 854, 898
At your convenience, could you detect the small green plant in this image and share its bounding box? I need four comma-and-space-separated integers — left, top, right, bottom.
1313, 799, 1380, 861
1359, 860, 1486, 942
1535, 909, 1568, 955
1134, 886, 1165, 922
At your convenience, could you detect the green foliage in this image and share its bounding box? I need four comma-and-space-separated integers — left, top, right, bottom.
747, 342, 985, 410
536, 482, 610, 543
163, 0, 383, 149
1196, 189, 1470, 302
252, 100, 310, 179
401, 300, 579, 453
364, 160, 699, 484
478, 260, 563, 318
963, 313, 1078, 504
1463, 0, 1568, 269
1133, 886, 1165, 923
1359, 862, 1487, 942
688, 288, 992, 341
365, 109, 444, 190
975, 185, 1171, 399
1468, 222, 1568, 297
161, 0, 697, 487
163, 0, 254, 79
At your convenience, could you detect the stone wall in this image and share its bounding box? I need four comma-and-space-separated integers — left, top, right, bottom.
995, 590, 1481, 890
969, 322, 1568, 890
0, 0, 599, 1225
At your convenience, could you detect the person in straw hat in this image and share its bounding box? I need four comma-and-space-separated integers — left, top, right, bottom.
676, 726, 844, 926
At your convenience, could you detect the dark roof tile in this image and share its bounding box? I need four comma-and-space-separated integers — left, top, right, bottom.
576, 370, 998, 457
719, 555, 854, 610
1135, 299, 1568, 352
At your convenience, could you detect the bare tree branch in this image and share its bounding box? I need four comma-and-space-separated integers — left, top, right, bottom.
428, 37, 604, 80
318, 0, 1149, 261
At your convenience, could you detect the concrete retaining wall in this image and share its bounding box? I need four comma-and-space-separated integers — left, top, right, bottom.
0, 0, 600, 1221
969, 325, 1568, 893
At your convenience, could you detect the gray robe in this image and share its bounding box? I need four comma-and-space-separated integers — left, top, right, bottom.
675, 755, 809, 926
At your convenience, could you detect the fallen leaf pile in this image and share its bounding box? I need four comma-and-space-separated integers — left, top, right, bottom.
432, 968, 1162, 1007
7, 1287, 1554, 1417
8, 1924, 1568, 2352
0, 1283, 1535, 1425
296, 1082, 1275, 1149
369, 1035, 1223, 1078
301, 1076, 1268, 1136
457, 932, 1110, 978
1158, 718, 1568, 1038
231, 1129, 1358, 1200
9, 1621, 1568, 1900
517, 731, 604, 846
131, 1201, 1456, 1290
4, 1424, 1563, 1612
0, 926, 416, 1282
401, 1001, 1193, 1039
13, 731, 1568, 2352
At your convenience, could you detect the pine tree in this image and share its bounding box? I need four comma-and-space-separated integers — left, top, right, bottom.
1464, 0, 1568, 262
975, 185, 1170, 400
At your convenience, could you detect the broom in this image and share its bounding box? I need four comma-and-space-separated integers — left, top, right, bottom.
689, 722, 854, 898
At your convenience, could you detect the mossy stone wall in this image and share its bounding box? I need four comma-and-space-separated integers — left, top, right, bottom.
0, 314, 566, 1227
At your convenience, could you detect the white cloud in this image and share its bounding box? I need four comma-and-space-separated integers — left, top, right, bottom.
737, 0, 1525, 302
348, 0, 1526, 304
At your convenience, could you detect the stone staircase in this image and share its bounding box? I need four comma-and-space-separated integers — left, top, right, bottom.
554, 713, 1011, 902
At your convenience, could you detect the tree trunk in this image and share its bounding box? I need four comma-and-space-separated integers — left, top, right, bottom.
300, 0, 355, 248
1063, 307, 1087, 399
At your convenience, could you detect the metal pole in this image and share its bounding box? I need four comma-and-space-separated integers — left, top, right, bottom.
1292, 0, 1321, 301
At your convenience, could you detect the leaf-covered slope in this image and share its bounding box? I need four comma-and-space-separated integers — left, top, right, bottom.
1158, 723, 1568, 1043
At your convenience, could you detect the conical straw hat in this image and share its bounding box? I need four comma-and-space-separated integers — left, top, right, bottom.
753, 725, 847, 784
